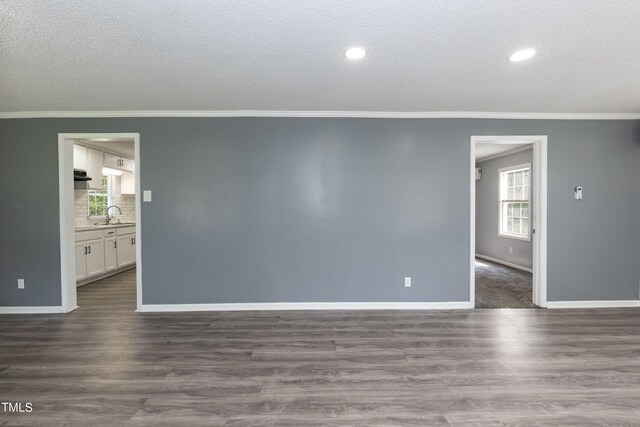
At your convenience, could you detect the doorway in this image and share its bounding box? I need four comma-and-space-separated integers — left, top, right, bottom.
58, 133, 142, 312
470, 136, 547, 308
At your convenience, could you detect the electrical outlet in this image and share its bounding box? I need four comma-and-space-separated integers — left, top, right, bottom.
17, 279, 25, 289
509, 247, 513, 255
404, 277, 411, 287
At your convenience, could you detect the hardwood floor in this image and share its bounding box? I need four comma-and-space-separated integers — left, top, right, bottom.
2, 269, 640, 425
475, 258, 535, 308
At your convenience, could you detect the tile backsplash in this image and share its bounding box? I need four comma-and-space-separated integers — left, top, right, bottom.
74, 190, 136, 226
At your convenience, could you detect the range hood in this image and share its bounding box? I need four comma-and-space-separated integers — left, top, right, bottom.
74, 169, 92, 182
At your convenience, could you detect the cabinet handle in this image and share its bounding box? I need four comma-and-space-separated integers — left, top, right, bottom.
88, 246, 91, 254
114, 241, 117, 249
84, 246, 88, 255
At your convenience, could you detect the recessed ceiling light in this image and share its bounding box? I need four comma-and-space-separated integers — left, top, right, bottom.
509, 48, 536, 62
345, 47, 366, 60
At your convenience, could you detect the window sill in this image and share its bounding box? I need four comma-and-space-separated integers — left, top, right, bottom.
499, 233, 531, 242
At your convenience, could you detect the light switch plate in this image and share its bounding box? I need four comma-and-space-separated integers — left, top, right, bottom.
143, 190, 152, 202
404, 277, 411, 287
18, 279, 24, 289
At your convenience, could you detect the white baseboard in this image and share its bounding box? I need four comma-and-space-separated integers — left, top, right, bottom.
475, 254, 533, 273
545, 300, 640, 309
139, 301, 474, 312
0, 306, 65, 314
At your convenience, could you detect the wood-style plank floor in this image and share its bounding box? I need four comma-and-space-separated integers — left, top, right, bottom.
475, 258, 535, 309
2, 269, 640, 425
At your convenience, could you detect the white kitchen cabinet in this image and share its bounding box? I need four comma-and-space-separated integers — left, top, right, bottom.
87, 148, 105, 190
120, 157, 135, 172
85, 238, 105, 277
116, 235, 136, 268
76, 226, 135, 286
75, 236, 105, 283
120, 171, 135, 194
105, 237, 117, 272
73, 145, 87, 170
75, 242, 88, 281
105, 153, 135, 173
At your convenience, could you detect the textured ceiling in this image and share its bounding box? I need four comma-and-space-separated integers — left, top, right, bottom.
1, 0, 640, 114
475, 143, 531, 161
75, 139, 135, 158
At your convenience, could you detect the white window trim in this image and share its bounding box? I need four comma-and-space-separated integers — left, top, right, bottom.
498, 162, 531, 242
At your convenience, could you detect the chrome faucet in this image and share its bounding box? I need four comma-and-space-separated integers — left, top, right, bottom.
105, 205, 123, 225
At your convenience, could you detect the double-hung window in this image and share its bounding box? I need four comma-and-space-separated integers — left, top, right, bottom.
499, 164, 531, 240
88, 175, 113, 218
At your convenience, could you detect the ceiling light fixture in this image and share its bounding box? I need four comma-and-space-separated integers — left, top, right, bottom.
345, 47, 366, 60
509, 48, 536, 62
102, 167, 122, 176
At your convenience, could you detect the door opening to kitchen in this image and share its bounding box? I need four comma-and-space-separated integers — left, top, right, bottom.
58, 133, 141, 312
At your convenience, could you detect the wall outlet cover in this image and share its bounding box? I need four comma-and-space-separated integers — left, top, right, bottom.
404, 277, 411, 287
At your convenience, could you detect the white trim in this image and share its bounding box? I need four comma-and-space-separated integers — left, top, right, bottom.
532, 138, 548, 307
475, 254, 533, 273
58, 133, 142, 313
476, 145, 533, 163
0, 306, 68, 314
471, 135, 548, 308
134, 135, 142, 311
58, 136, 76, 313
3, 111, 640, 120
139, 301, 474, 312
546, 300, 640, 309
469, 139, 477, 306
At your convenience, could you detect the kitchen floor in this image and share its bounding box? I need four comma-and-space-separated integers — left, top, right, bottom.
2, 272, 640, 425
475, 258, 536, 308
77, 268, 136, 313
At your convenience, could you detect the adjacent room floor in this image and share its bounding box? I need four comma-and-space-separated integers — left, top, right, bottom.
475, 258, 536, 308
2, 271, 640, 425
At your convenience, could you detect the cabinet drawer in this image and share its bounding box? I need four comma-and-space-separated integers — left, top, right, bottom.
76, 230, 103, 242
117, 226, 136, 236
103, 229, 117, 238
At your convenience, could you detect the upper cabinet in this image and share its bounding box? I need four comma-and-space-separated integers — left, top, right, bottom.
87, 148, 105, 190
104, 153, 135, 173
120, 171, 136, 195
73, 145, 87, 170
74, 145, 104, 190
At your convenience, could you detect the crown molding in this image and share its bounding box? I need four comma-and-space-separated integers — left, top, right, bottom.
1, 110, 640, 120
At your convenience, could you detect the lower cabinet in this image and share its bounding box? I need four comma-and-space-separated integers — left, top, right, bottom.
76, 226, 136, 285
75, 238, 105, 281
105, 237, 117, 272
117, 234, 136, 268
75, 242, 88, 281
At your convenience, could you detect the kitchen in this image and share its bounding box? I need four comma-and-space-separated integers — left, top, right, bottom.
72, 138, 137, 288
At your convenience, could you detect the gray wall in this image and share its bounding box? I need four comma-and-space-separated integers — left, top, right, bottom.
1, 118, 639, 307
476, 148, 533, 269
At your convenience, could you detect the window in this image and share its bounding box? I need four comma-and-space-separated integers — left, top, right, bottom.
499, 164, 531, 240
88, 175, 112, 217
